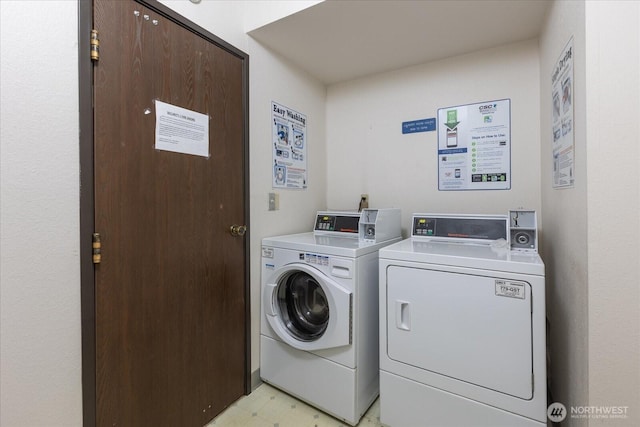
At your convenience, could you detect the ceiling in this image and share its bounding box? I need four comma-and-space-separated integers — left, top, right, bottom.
248, 0, 551, 85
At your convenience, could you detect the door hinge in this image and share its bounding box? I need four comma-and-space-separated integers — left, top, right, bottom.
90, 29, 100, 61
92, 233, 102, 264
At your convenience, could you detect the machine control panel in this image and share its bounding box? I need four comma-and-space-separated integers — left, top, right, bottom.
413, 217, 437, 236
314, 212, 360, 234
411, 214, 508, 242
314, 209, 401, 243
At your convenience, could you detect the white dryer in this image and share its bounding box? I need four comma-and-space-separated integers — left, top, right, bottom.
261, 209, 401, 425
379, 213, 547, 427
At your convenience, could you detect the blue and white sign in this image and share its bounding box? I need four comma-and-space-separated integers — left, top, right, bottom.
402, 118, 436, 134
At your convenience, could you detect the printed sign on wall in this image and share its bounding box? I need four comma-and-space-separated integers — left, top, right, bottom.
437, 99, 511, 191
551, 37, 575, 188
272, 101, 307, 189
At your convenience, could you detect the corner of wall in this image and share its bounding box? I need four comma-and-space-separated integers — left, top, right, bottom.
585, 1, 640, 423
538, 0, 589, 421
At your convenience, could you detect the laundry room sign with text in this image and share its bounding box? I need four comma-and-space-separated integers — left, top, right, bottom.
272, 101, 308, 189
437, 99, 511, 191
551, 37, 575, 189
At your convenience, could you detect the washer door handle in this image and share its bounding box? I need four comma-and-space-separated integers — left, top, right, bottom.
263, 283, 277, 316
396, 300, 411, 331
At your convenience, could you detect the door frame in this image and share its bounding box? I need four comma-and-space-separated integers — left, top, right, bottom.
78, 0, 251, 425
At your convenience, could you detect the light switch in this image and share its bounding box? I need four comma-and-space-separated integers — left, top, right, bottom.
269, 192, 279, 211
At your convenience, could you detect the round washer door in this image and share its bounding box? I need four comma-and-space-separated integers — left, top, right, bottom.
263, 263, 352, 351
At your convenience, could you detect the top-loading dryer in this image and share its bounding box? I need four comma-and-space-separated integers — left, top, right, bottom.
379, 213, 547, 427
261, 209, 401, 426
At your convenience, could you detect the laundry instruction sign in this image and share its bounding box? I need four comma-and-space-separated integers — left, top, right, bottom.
551, 37, 575, 188
272, 101, 307, 189
437, 99, 511, 191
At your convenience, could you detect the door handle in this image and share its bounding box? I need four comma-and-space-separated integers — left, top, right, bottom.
396, 300, 411, 331
229, 224, 247, 237
263, 283, 277, 316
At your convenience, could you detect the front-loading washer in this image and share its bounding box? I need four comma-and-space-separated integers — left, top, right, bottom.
379, 213, 547, 427
260, 209, 401, 425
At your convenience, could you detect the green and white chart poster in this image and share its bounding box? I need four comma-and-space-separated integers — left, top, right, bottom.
272, 101, 307, 189
551, 37, 575, 188
437, 99, 511, 191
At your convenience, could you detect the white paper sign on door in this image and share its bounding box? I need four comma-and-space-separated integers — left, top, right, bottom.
155, 100, 209, 158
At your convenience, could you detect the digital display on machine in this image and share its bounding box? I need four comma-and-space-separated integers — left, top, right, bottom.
412, 216, 507, 241
315, 214, 359, 233
413, 217, 437, 236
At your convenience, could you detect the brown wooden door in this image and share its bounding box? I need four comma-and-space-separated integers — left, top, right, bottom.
92, 1, 248, 425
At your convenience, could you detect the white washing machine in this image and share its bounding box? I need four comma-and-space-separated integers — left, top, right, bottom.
261, 209, 401, 425
379, 213, 547, 427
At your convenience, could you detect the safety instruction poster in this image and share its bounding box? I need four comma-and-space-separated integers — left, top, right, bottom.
437, 99, 511, 191
272, 101, 307, 189
551, 37, 575, 188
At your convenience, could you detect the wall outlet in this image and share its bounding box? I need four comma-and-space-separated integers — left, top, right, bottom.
360, 194, 369, 210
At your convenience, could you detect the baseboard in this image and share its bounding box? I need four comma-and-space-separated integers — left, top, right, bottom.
251, 369, 262, 391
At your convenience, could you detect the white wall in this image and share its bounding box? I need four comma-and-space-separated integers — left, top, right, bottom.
243, 0, 322, 33
541, 1, 640, 425
0, 1, 82, 426
158, 0, 322, 57
539, 1, 589, 423
326, 39, 541, 231
585, 1, 639, 424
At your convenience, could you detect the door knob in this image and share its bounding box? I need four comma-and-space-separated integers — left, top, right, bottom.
230, 224, 247, 237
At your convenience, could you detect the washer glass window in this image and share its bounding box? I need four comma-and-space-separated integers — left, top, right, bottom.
276, 271, 329, 341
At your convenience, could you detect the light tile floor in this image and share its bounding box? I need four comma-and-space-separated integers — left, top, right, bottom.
206, 383, 384, 427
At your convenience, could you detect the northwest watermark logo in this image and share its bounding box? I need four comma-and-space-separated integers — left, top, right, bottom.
548, 402, 629, 422
548, 402, 567, 422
